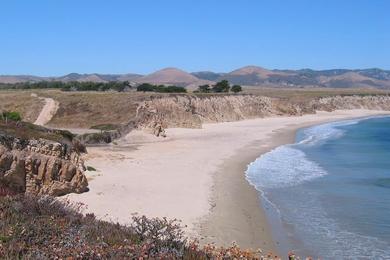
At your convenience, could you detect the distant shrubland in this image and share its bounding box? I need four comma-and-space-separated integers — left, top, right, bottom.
0, 81, 132, 92
136, 83, 187, 93
195, 80, 242, 93
0, 81, 191, 93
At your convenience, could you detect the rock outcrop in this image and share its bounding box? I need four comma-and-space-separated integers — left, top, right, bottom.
0, 133, 88, 196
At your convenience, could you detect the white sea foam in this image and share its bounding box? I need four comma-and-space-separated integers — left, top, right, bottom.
246, 146, 326, 189
298, 119, 359, 146
245, 119, 361, 190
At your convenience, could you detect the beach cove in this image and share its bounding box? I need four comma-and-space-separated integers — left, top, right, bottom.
66, 109, 390, 255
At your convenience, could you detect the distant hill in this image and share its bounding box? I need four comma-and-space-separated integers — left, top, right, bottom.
2, 66, 390, 89
0, 75, 49, 84
191, 71, 225, 81
135, 67, 202, 86
56, 73, 142, 83
193, 66, 390, 89
0, 73, 142, 84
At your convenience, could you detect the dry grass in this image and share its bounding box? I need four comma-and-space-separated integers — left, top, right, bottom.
0, 118, 75, 145
244, 87, 390, 100
243, 87, 390, 115
2, 88, 390, 129
38, 90, 161, 128
0, 90, 45, 123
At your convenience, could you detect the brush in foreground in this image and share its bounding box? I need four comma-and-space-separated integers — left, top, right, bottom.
0, 194, 282, 259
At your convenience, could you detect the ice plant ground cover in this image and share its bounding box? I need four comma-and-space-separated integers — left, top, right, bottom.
0, 194, 283, 259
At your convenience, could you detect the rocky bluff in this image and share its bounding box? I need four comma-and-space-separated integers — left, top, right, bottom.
134, 94, 390, 135
0, 127, 88, 196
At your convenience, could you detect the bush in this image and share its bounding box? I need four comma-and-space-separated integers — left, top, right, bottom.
162, 85, 187, 93
136, 83, 187, 93
231, 84, 243, 93
137, 83, 155, 92
212, 80, 230, 93
197, 81, 241, 94
197, 84, 211, 93
86, 166, 97, 171
0, 195, 280, 259
0, 81, 132, 92
1, 111, 22, 121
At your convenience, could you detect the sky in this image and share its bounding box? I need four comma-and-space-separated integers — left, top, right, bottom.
0, 0, 389, 76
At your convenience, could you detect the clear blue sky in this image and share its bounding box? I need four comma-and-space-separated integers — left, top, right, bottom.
1, 0, 389, 76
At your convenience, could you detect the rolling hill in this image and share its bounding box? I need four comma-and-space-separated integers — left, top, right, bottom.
1, 66, 390, 89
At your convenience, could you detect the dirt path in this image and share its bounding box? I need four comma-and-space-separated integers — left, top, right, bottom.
33, 95, 59, 126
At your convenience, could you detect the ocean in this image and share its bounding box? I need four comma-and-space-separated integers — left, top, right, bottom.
246, 116, 390, 259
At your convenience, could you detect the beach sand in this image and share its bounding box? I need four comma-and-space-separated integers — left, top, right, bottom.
66, 109, 389, 254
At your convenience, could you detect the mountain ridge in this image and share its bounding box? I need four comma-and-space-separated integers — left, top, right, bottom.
2, 66, 390, 89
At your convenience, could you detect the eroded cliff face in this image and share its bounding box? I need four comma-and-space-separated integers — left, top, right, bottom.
134, 94, 390, 135
0, 134, 88, 196
135, 95, 275, 133
311, 95, 390, 111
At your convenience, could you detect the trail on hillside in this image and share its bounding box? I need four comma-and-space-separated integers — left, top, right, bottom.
33, 94, 59, 126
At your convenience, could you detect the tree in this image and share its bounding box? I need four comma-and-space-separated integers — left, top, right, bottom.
231, 85, 242, 93
137, 83, 155, 92
212, 80, 230, 93
197, 84, 211, 93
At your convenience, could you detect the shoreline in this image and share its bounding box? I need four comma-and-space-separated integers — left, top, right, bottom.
66, 109, 390, 256
198, 110, 390, 255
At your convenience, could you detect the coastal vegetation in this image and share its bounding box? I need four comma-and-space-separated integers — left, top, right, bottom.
0, 115, 75, 144
1, 111, 22, 122
136, 83, 187, 93
195, 80, 242, 93
231, 84, 243, 93
0, 81, 191, 93
0, 194, 278, 259
0, 81, 132, 92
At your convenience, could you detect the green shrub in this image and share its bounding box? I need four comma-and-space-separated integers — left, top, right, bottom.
1, 111, 22, 121
231, 84, 242, 93
197, 84, 211, 93
136, 83, 187, 93
212, 80, 230, 93
137, 83, 155, 92
86, 166, 97, 171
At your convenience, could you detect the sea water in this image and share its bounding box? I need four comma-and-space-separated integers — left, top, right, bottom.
246, 116, 390, 259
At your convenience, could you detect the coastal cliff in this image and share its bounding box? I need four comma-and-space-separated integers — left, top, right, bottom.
134, 94, 390, 134
0, 122, 88, 196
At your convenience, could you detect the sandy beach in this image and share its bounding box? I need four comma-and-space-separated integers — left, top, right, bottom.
66, 109, 389, 254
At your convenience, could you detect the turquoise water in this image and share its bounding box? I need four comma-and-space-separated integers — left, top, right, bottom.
246, 116, 390, 259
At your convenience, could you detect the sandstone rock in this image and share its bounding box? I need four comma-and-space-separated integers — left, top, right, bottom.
135, 95, 274, 136
134, 94, 390, 137
0, 135, 88, 196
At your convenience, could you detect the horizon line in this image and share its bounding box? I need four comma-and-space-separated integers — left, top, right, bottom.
0, 65, 389, 78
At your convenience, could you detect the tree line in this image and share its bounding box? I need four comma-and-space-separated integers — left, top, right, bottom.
195, 80, 242, 93
0, 80, 242, 93
136, 83, 187, 93
0, 81, 131, 92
